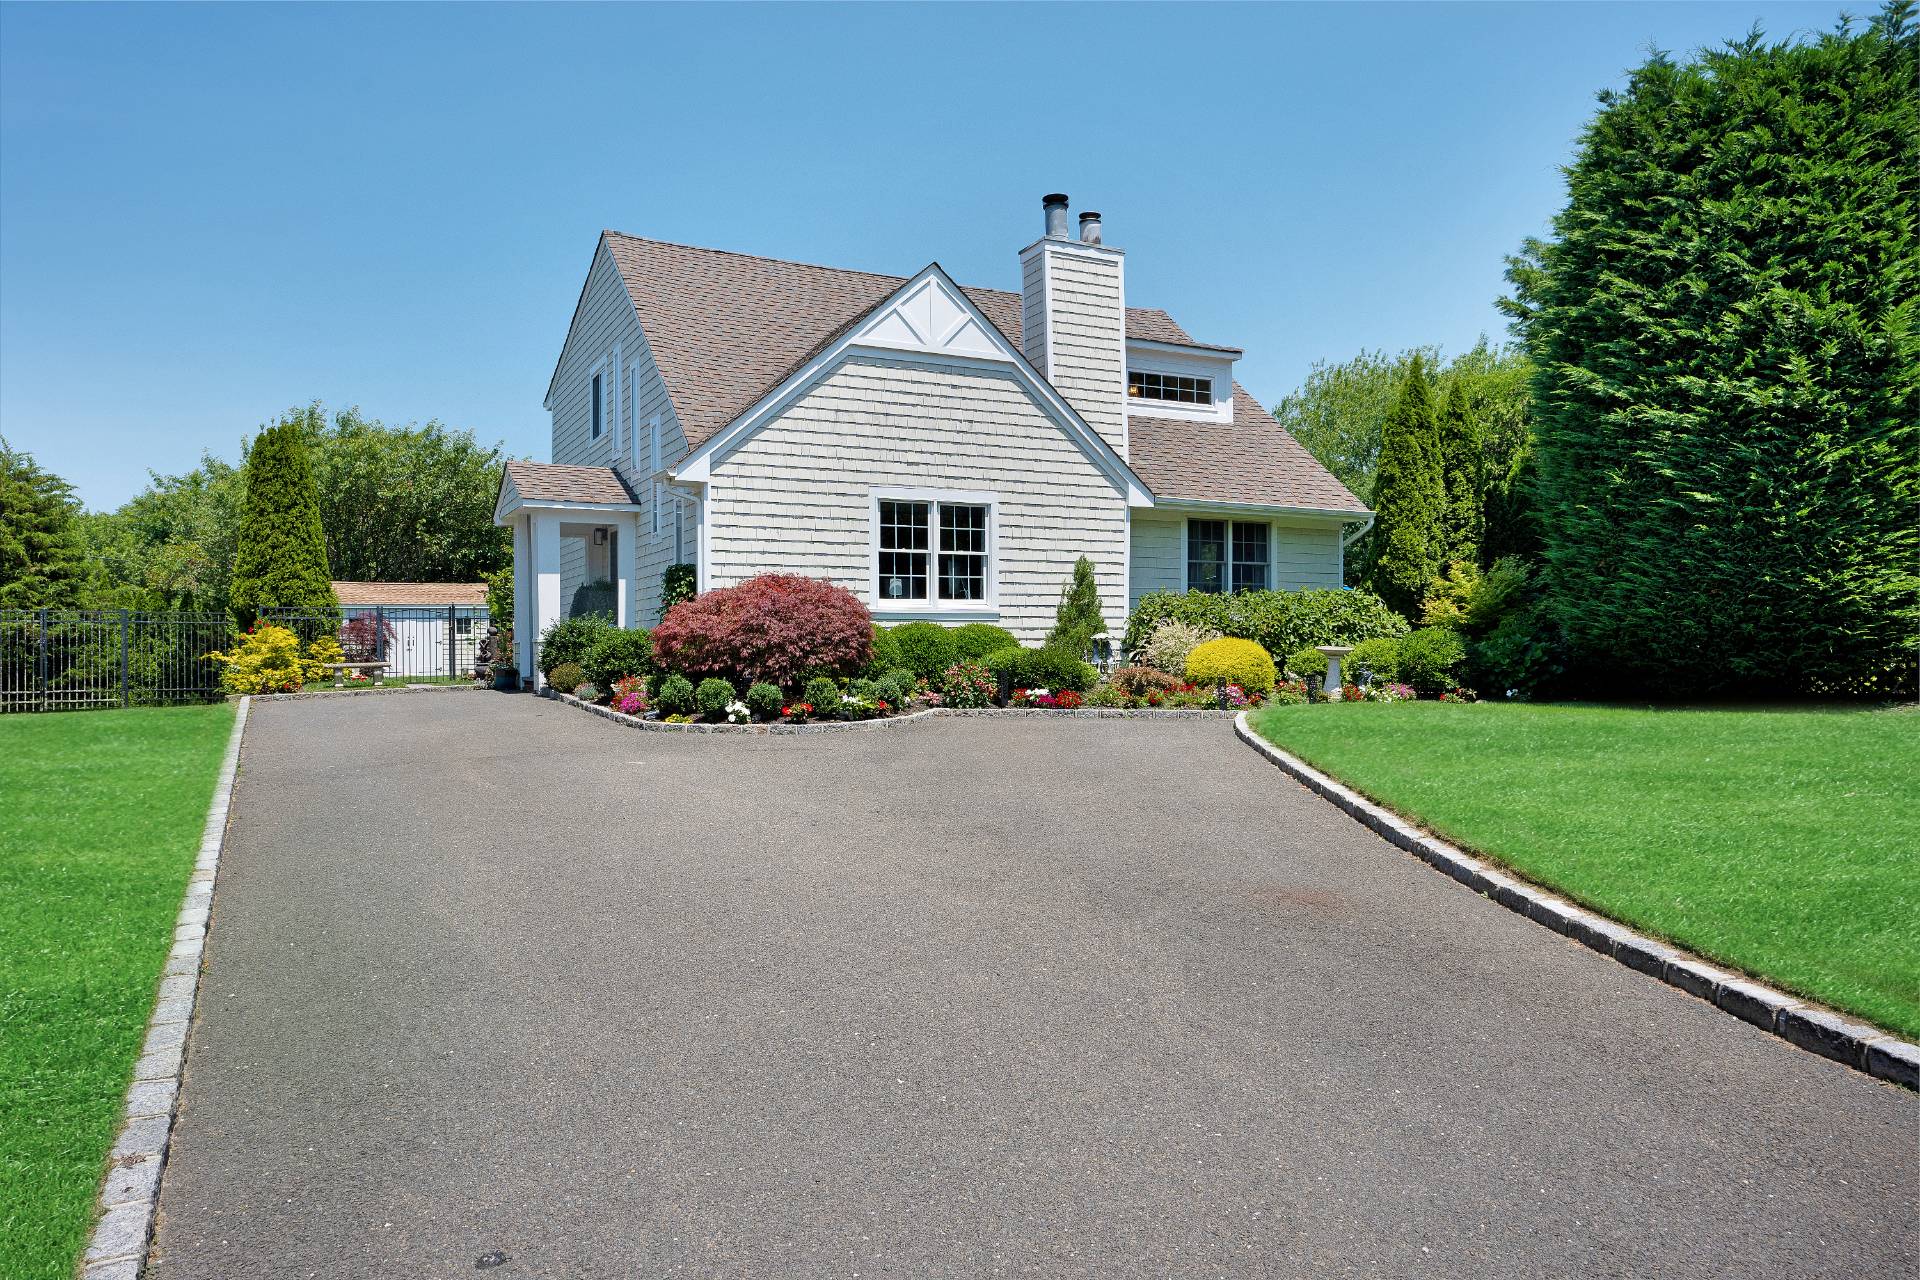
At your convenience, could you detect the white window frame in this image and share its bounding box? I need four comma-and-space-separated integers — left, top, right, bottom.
609, 343, 622, 461
1182, 517, 1271, 594
868, 487, 999, 619
587, 358, 607, 443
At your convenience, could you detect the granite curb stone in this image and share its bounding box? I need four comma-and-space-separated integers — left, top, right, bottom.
80, 697, 251, 1278
1232, 712, 1917, 1091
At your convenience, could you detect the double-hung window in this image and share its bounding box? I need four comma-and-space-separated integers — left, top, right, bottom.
1187, 519, 1269, 594
875, 493, 993, 607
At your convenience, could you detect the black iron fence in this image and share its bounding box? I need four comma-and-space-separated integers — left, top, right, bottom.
1, 605, 491, 713
1, 610, 231, 711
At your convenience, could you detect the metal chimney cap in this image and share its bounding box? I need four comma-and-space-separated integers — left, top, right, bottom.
1042, 193, 1069, 205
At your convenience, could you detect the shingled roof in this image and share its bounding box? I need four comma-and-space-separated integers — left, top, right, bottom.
500, 459, 637, 506
592, 232, 1365, 515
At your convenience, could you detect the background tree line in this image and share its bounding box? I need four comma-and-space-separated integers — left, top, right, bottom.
1277, 3, 1916, 699
1, 404, 513, 616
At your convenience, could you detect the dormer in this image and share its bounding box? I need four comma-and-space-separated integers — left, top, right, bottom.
1124, 337, 1240, 425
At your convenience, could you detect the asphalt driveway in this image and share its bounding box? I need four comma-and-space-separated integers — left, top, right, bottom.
149, 693, 1917, 1278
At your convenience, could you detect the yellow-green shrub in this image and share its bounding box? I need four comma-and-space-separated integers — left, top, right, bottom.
305, 634, 345, 683
1185, 637, 1276, 695
210, 623, 307, 694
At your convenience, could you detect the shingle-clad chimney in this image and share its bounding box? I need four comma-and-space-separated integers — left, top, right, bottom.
1019, 193, 1127, 455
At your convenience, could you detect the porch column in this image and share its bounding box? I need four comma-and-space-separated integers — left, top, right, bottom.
513, 515, 533, 680
615, 512, 638, 628
532, 511, 562, 687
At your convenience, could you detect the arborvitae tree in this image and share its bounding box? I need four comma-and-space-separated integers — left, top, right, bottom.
1046, 555, 1107, 654
0, 438, 90, 609
229, 418, 337, 624
1365, 354, 1446, 617
1435, 378, 1482, 567
1505, 3, 1919, 696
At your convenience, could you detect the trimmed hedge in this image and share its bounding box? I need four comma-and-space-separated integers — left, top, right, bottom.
582, 627, 655, 694
538, 613, 617, 678
891, 622, 957, 681
866, 625, 904, 678
694, 677, 736, 719
949, 622, 1019, 664
1123, 589, 1408, 665
1397, 627, 1467, 695
653, 673, 696, 716
985, 644, 1096, 694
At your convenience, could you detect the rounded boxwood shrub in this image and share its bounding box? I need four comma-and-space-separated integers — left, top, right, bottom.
949, 622, 1018, 664
582, 627, 655, 694
865, 625, 904, 678
694, 676, 736, 720
652, 573, 871, 687
801, 675, 841, 719
890, 622, 957, 681
538, 613, 617, 678
1347, 636, 1402, 684
1186, 637, 1277, 695
546, 661, 588, 694
1285, 647, 1328, 682
653, 672, 696, 716
743, 681, 784, 721
1396, 627, 1467, 695
986, 644, 1097, 694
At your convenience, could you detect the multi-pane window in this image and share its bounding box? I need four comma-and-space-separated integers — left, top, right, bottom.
939, 504, 989, 601
590, 372, 603, 439
1128, 370, 1213, 405
1232, 522, 1270, 592
1188, 519, 1269, 594
876, 498, 992, 604
877, 499, 931, 601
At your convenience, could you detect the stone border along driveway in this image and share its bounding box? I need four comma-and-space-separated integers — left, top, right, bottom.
82, 697, 251, 1279
542, 687, 1238, 733
1233, 712, 1920, 1091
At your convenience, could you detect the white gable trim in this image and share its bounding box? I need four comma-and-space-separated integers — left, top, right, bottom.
672, 263, 1153, 508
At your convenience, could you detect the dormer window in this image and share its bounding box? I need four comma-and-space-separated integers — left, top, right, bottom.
1128, 369, 1212, 405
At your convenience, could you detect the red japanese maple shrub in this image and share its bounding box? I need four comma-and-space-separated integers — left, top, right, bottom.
650, 574, 872, 688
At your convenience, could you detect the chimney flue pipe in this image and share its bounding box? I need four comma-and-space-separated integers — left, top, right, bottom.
1042, 193, 1070, 239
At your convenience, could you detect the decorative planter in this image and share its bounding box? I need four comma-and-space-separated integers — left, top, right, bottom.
491, 664, 520, 692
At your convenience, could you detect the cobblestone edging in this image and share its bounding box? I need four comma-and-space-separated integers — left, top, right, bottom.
1233, 713, 1918, 1091
544, 688, 941, 734
243, 681, 488, 703
83, 697, 251, 1279
543, 688, 1240, 732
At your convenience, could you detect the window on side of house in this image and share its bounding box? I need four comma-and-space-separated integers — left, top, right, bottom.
590, 372, 603, 439
1128, 369, 1213, 405
876, 497, 992, 605
1188, 519, 1271, 594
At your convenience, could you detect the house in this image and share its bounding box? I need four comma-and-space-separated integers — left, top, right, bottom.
329, 580, 489, 679
495, 194, 1369, 684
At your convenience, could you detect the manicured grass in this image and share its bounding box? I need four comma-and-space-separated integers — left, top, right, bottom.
1248, 701, 1920, 1038
0, 704, 235, 1280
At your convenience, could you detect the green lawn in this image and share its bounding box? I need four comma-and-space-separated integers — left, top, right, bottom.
0, 703, 235, 1280
1247, 701, 1920, 1038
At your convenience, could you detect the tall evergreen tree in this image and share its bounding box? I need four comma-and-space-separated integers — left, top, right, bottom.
1365, 354, 1446, 617
1046, 555, 1108, 654
0, 438, 90, 609
1504, 3, 1919, 695
1435, 378, 1482, 567
229, 418, 337, 623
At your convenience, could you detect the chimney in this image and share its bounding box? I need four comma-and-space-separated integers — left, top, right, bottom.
1042, 193, 1071, 239
1019, 193, 1127, 454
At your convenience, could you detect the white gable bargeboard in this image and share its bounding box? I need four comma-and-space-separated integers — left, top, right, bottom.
854, 275, 1003, 359
702, 351, 1130, 643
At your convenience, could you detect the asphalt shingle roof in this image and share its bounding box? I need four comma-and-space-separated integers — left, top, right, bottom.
501, 459, 638, 506
597, 232, 1365, 515
331, 581, 487, 607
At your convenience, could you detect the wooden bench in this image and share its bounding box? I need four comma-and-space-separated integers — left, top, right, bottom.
320, 661, 388, 689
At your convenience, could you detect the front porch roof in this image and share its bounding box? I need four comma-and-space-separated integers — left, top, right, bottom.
495, 461, 640, 523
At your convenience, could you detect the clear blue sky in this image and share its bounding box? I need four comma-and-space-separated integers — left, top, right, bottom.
1, 0, 1848, 510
